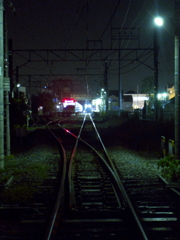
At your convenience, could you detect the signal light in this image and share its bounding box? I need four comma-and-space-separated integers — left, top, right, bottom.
62, 99, 76, 103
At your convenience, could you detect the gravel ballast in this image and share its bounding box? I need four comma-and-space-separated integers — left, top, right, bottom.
1, 118, 164, 205
11, 127, 160, 185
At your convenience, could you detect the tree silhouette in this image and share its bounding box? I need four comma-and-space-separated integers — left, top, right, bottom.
141, 76, 154, 113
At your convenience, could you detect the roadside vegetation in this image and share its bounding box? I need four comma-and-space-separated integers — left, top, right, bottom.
0, 152, 52, 204
158, 156, 180, 183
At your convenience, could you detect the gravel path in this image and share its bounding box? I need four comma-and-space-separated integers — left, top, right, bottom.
109, 146, 160, 180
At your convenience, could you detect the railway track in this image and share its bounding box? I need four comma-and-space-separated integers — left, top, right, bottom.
119, 176, 180, 239
0, 114, 180, 239
45, 114, 149, 239
45, 114, 180, 240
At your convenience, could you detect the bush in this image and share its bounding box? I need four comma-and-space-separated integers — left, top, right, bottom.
157, 156, 180, 182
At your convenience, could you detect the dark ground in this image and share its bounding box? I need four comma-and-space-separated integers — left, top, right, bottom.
109, 119, 174, 153
11, 117, 174, 158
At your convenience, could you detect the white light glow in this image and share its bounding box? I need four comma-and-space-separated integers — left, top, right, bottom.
84, 104, 92, 109
154, 17, 163, 26
134, 96, 149, 101
158, 93, 167, 99
96, 98, 102, 104
162, 93, 167, 97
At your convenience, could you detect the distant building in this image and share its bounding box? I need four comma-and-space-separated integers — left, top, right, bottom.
108, 90, 149, 111
124, 92, 149, 109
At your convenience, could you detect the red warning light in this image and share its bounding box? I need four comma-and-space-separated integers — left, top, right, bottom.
62, 98, 76, 103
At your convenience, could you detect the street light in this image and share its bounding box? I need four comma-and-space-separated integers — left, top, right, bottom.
154, 17, 163, 26
154, 17, 163, 121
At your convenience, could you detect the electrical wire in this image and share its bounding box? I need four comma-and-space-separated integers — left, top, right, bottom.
98, 0, 122, 41
92, 0, 154, 78
108, 0, 155, 75
62, 0, 86, 49
46, 1, 88, 95
121, 53, 153, 74
11, 0, 165, 95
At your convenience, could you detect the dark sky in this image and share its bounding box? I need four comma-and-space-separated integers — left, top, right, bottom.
5, 0, 175, 95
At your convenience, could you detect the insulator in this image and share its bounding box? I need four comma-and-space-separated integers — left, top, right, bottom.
11, 7, 15, 12
7, 1, 13, 7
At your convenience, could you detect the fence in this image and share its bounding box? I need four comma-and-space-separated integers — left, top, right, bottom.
161, 136, 174, 158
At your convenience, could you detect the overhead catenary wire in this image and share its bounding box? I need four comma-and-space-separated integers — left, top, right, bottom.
10, 0, 170, 95
106, 0, 155, 79
48, 0, 155, 96
62, 0, 86, 49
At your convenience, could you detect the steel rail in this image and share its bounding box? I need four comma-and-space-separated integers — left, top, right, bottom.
58, 123, 124, 204
89, 114, 119, 172
58, 115, 149, 240
89, 115, 149, 240
43, 122, 67, 240
67, 113, 87, 209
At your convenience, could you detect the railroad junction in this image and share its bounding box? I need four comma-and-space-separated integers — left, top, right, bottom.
0, 114, 179, 240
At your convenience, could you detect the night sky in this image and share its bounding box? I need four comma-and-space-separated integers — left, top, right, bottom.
5, 0, 175, 96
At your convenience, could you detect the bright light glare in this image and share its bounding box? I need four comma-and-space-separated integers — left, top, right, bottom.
134, 96, 149, 101
162, 93, 167, 97
96, 98, 102, 104
84, 104, 92, 108
154, 17, 163, 26
158, 93, 167, 99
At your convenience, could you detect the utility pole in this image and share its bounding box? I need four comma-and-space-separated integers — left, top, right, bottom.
104, 59, 108, 112
4, 10, 10, 156
118, 49, 122, 110
174, 1, 180, 159
153, 17, 163, 122
111, 27, 140, 113
0, 0, 4, 169
153, 26, 159, 122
